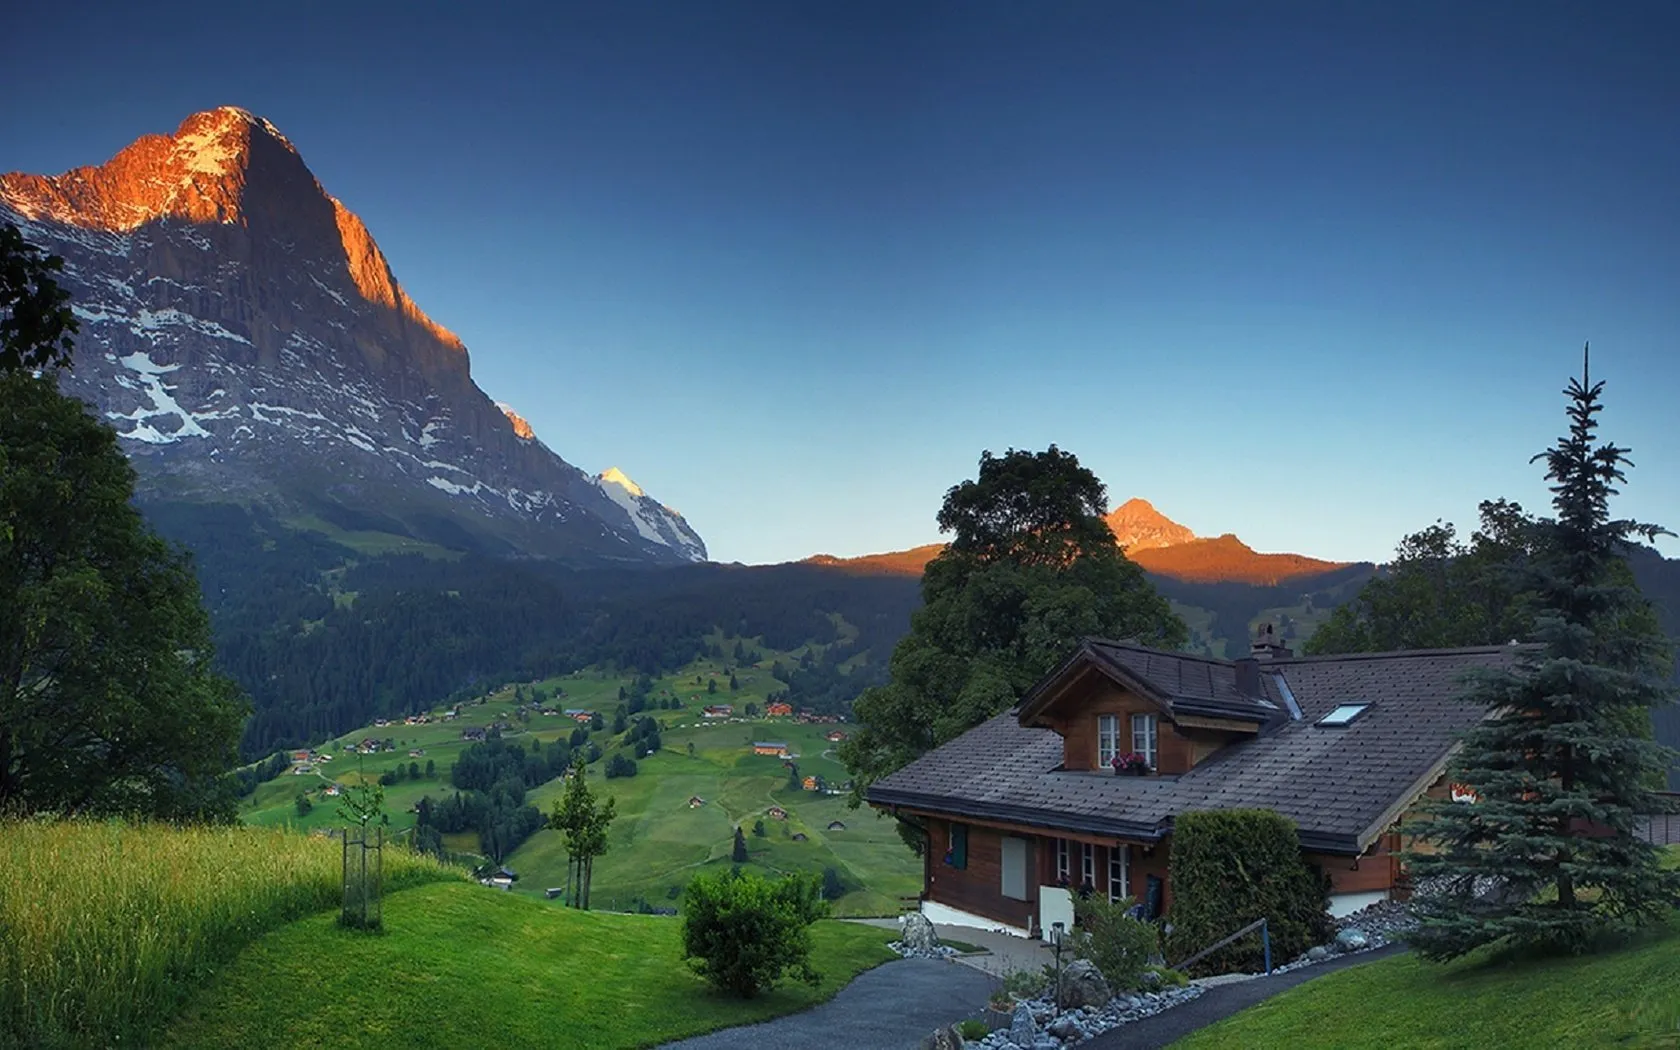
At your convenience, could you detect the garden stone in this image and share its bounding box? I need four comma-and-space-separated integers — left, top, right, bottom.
1306, 945, 1332, 962
1335, 928, 1369, 952
1009, 1003, 1038, 1044
920, 1023, 966, 1050
1047, 1014, 1082, 1040
902, 911, 941, 952
1056, 959, 1112, 1010
1031, 1038, 1062, 1050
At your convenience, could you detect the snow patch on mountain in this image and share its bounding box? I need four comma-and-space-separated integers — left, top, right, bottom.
595, 468, 707, 563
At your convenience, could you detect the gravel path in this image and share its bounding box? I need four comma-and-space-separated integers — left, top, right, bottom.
1082, 945, 1407, 1049
655, 957, 1000, 1050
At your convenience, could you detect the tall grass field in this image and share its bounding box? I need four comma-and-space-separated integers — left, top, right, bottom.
0, 819, 462, 1050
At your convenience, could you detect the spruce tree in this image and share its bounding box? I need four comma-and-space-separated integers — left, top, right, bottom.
1408, 348, 1680, 960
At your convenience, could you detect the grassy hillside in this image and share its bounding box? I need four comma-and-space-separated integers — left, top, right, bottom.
239, 640, 922, 916
0, 820, 461, 1050
160, 880, 896, 1049
508, 717, 920, 915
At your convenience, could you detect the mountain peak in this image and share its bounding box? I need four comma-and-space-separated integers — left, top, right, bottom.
1106, 497, 1197, 553
598, 467, 644, 497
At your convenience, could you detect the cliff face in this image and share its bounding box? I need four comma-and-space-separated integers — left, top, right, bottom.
2, 107, 704, 563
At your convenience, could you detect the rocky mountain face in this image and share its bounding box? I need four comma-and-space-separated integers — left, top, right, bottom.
1, 107, 704, 564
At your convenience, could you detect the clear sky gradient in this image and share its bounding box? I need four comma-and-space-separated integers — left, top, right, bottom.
4, 1, 1677, 564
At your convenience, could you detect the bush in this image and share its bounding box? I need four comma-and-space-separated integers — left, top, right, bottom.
958, 1019, 990, 1040
681, 869, 828, 998
999, 964, 1051, 1001
1071, 894, 1160, 990
1165, 809, 1333, 976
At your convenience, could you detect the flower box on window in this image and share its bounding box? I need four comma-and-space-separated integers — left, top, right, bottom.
1109, 752, 1151, 776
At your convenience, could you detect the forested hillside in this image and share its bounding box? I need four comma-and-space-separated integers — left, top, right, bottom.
146, 502, 920, 757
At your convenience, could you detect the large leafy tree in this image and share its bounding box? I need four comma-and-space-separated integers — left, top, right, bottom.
841, 447, 1185, 828
0, 222, 78, 374
1406, 351, 1680, 960
1, 230, 246, 821
1306, 498, 1544, 655
0, 372, 249, 819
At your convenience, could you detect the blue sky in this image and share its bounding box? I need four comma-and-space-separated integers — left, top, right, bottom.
4, 1, 1678, 564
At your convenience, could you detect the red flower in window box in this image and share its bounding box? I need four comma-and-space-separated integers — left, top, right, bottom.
1110, 752, 1150, 776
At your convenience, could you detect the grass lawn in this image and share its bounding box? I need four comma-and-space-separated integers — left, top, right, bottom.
161, 880, 898, 1049
1173, 911, 1680, 1049
0, 819, 460, 1050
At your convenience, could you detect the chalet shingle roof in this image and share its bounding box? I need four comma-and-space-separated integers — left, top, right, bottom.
868, 644, 1527, 854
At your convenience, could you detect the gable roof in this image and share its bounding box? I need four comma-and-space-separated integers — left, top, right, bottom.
869, 642, 1528, 854
1018, 640, 1283, 726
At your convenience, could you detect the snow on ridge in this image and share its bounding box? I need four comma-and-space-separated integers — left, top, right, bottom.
598, 466, 644, 497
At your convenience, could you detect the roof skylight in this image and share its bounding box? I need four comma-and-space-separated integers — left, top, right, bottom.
1316, 703, 1370, 727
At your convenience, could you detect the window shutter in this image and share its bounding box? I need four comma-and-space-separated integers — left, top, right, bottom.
950, 823, 968, 870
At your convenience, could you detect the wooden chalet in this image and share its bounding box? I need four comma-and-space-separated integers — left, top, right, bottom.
866, 627, 1527, 941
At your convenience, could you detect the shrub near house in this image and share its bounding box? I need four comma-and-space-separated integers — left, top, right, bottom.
1165, 809, 1333, 974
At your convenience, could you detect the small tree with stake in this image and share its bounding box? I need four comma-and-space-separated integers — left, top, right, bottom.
337, 756, 387, 929
1407, 347, 1680, 960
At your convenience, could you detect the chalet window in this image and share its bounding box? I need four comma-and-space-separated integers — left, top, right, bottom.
1108, 845, 1129, 904
1055, 837, 1070, 883
1097, 713, 1120, 768
1080, 842, 1095, 889
1132, 713, 1159, 769
1001, 836, 1029, 900
947, 823, 968, 870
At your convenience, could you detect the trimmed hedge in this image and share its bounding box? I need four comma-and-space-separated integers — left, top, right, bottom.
1165, 809, 1333, 976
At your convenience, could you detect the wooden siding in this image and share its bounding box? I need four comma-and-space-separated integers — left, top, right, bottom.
1307, 832, 1400, 896
1041, 680, 1250, 775
927, 819, 1040, 929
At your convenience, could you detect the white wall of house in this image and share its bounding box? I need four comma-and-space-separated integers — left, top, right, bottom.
1328, 889, 1388, 918
1038, 885, 1075, 943
921, 899, 1030, 939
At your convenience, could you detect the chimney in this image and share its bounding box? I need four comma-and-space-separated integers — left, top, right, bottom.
1234, 656, 1260, 697
1251, 622, 1294, 661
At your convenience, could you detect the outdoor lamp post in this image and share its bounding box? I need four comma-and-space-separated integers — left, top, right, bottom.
1051, 920, 1065, 1017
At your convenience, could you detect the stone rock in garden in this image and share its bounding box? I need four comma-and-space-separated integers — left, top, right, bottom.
903, 911, 942, 951
1047, 1014, 1084, 1040
920, 1023, 966, 1050
1334, 928, 1369, 952
1031, 1038, 1062, 1050
1306, 945, 1332, 962
1009, 1002, 1039, 1044
1139, 969, 1162, 988
1055, 959, 1112, 1010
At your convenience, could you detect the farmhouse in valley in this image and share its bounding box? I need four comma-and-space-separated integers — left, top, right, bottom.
866, 626, 1527, 940
702, 704, 734, 719
753, 741, 790, 757
766, 701, 794, 717
825, 730, 848, 742
563, 709, 596, 723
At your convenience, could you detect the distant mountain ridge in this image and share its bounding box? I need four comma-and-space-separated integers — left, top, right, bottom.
1, 106, 703, 564
802, 499, 1358, 586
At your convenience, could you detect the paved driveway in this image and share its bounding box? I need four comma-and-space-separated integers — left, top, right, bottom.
655, 957, 999, 1050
